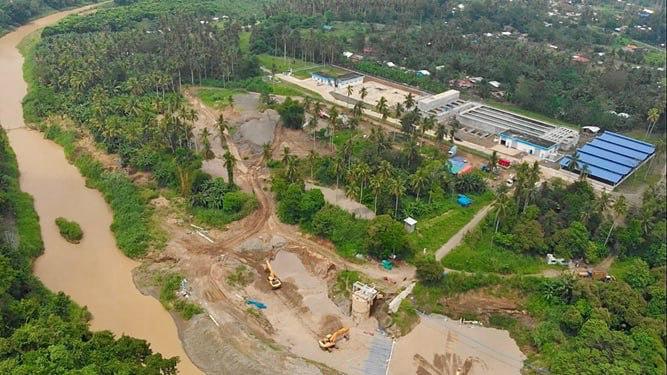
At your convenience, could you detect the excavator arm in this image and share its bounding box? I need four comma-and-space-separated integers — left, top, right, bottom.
265, 260, 282, 289
319, 327, 350, 350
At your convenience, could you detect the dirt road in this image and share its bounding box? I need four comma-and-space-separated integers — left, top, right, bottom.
435, 205, 493, 261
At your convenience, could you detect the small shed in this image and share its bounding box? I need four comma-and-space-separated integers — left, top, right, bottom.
404, 217, 417, 233
457, 194, 472, 207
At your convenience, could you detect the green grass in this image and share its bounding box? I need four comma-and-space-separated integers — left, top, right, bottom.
616, 153, 664, 193
409, 191, 494, 254
332, 270, 362, 298
269, 81, 323, 99
226, 265, 254, 287
412, 272, 503, 314
292, 65, 346, 79
608, 257, 635, 280
486, 100, 579, 129
55, 217, 83, 244
442, 228, 552, 275
257, 54, 316, 73
198, 87, 246, 109
191, 192, 257, 228
392, 300, 420, 336
158, 273, 204, 320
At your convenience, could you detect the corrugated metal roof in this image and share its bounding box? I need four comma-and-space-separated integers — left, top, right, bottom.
561, 131, 655, 186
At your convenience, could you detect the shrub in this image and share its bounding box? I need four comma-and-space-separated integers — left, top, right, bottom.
415, 256, 444, 284
276, 97, 305, 129
365, 215, 413, 260
55, 217, 83, 244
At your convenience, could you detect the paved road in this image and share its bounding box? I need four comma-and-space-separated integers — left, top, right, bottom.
435, 204, 493, 261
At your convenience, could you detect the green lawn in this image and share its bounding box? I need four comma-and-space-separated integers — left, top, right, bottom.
269, 81, 323, 99
257, 54, 317, 73
292, 65, 346, 79
408, 191, 494, 254
198, 87, 246, 108
608, 257, 635, 280
486, 100, 579, 129
442, 226, 553, 275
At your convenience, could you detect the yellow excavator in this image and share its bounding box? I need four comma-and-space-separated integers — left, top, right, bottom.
265, 260, 282, 289
318, 327, 350, 350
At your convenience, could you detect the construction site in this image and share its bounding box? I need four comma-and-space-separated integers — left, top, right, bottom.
127, 89, 528, 375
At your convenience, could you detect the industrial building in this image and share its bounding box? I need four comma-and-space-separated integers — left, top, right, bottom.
457, 104, 579, 159
417, 90, 470, 120
311, 72, 364, 88
559, 131, 655, 188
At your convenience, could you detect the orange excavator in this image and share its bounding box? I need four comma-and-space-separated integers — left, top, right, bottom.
265, 260, 282, 289
318, 327, 350, 350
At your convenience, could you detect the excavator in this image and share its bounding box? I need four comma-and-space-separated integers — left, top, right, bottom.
318, 327, 350, 350
265, 259, 282, 289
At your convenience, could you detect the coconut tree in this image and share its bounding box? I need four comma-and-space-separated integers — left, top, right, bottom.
281, 146, 291, 165
375, 96, 388, 116
285, 156, 300, 182
332, 156, 344, 189
200, 128, 214, 160
448, 119, 461, 142
435, 122, 447, 144
360, 86, 368, 101
370, 175, 384, 213
306, 116, 318, 148
347, 85, 354, 97
421, 114, 436, 135
223, 150, 236, 186
604, 196, 628, 245
216, 114, 229, 147
389, 177, 406, 218
410, 169, 428, 201
262, 143, 272, 162
328, 105, 339, 149
313, 100, 322, 117
356, 162, 371, 202
394, 102, 404, 118
493, 192, 511, 233
489, 150, 499, 172
404, 93, 415, 109
307, 150, 318, 179
646, 107, 662, 136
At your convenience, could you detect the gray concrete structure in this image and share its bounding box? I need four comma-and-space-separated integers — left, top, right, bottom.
457, 104, 579, 159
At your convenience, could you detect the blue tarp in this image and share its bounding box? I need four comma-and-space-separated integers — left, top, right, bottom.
457, 194, 472, 207
246, 299, 267, 309
449, 156, 467, 174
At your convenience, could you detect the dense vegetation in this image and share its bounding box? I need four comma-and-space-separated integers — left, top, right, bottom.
0, 0, 97, 35
55, 217, 83, 243
0, 128, 178, 373
252, 0, 666, 132
24, 0, 258, 236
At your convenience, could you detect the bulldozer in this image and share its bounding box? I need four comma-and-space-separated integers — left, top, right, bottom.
318, 327, 350, 350
265, 260, 282, 289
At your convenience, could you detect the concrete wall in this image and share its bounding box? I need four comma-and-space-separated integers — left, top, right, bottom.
338, 76, 364, 88
417, 90, 460, 112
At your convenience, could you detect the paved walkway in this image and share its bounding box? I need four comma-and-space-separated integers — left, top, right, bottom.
435, 204, 493, 261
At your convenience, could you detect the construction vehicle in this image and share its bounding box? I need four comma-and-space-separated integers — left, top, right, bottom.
265, 260, 282, 289
318, 327, 350, 350
577, 269, 615, 282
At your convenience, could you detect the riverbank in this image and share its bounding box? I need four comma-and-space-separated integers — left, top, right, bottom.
0, 6, 202, 374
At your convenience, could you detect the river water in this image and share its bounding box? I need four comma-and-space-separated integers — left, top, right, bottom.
0, 7, 201, 374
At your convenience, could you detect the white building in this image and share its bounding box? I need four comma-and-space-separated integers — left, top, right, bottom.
311, 72, 364, 88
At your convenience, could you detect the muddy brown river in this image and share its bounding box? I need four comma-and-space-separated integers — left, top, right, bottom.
0, 7, 201, 374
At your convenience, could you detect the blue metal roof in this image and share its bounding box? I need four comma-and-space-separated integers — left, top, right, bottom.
561, 131, 655, 186
579, 144, 639, 168
599, 131, 656, 155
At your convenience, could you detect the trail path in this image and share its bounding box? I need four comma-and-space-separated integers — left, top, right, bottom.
435, 204, 493, 261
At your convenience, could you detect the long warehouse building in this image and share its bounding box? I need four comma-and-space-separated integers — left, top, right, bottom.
559, 131, 655, 188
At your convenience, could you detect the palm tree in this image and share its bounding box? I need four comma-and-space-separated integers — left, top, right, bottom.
394, 102, 404, 118
262, 143, 272, 161
360, 86, 368, 101
341, 138, 355, 168
493, 192, 511, 233
200, 128, 214, 160
579, 163, 590, 181
216, 114, 228, 147
347, 85, 354, 97
377, 160, 393, 181
604, 196, 628, 245
303, 96, 312, 113
489, 150, 498, 172
435, 123, 447, 144
332, 156, 345, 189
307, 150, 318, 179
567, 152, 581, 172
410, 169, 428, 201
328, 106, 339, 149
389, 177, 406, 218
306, 116, 318, 148
281, 146, 292, 165
448, 119, 461, 142
223, 150, 236, 185
356, 162, 371, 202
404, 93, 415, 109
375, 96, 388, 116
421, 115, 436, 135
645, 107, 662, 136
313, 100, 322, 117
370, 175, 384, 213
285, 157, 300, 182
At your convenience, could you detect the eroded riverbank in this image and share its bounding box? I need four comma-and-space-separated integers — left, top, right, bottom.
0, 7, 201, 374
